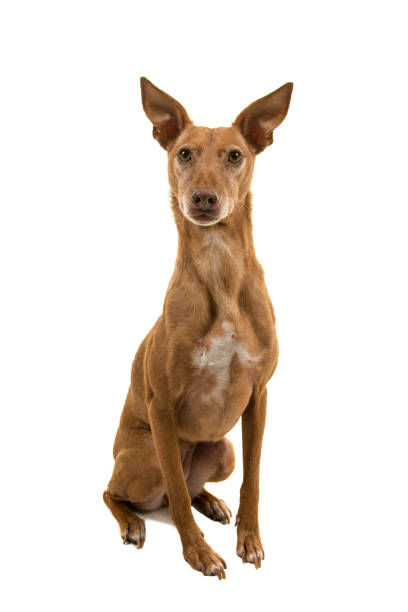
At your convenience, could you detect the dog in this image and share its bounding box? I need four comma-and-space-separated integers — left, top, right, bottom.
103, 77, 293, 579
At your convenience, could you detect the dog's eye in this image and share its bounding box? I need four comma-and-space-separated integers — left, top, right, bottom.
178, 148, 192, 161
228, 150, 241, 164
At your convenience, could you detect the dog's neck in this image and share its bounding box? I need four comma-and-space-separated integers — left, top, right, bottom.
171, 192, 258, 323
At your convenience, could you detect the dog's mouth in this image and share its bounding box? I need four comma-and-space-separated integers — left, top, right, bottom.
186, 210, 221, 226
190, 212, 219, 224
181, 197, 229, 227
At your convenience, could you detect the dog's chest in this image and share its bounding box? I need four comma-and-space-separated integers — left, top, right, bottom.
177, 320, 262, 442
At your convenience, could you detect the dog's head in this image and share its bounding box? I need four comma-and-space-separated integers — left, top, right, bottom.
140, 77, 293, 227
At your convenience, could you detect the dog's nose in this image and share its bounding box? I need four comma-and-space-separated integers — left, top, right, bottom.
191, 189, 219, 211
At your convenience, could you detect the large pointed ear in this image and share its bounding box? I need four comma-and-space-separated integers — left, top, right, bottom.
140, 77, 191, 150
233, 83, 293, 153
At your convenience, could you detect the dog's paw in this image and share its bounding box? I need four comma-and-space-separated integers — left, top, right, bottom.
121, 516, 146, 549
183, 538, 227, 579
192, 490, 232, 524
236, 528, 264, 569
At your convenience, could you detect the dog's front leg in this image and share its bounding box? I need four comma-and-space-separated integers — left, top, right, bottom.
149, 398, 227, 579
236, 388, 267, 568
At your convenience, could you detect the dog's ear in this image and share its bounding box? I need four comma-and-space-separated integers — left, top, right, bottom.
233, 83, 293, 153
140, 77, 191, 150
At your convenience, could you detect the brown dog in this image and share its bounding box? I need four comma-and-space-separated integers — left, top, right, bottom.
103, 77, 293, 579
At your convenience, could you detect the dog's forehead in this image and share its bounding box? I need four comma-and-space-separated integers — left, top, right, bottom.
175, 125, 250, 153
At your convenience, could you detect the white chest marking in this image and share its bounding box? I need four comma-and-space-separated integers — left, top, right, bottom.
192, 321, 261, 404
204, 232, 232, 255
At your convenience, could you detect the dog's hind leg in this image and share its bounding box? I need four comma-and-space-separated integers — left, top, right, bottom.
103, 430, 166, 547
187, 438, 235, 524
103, 491, 146, 547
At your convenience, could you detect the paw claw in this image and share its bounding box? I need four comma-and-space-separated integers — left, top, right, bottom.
183, 538, 227, 579
192, 491, 232, 526
236, 530, 264, 568
120, 518, 146, 549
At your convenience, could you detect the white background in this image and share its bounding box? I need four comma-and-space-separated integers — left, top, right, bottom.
1, 1, 407, 610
